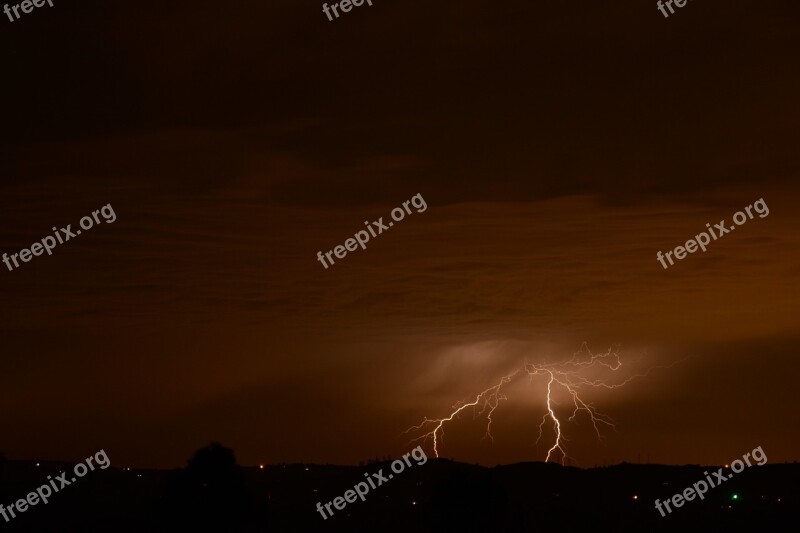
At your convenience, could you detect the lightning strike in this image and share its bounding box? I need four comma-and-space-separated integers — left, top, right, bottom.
406, 343, 668, 465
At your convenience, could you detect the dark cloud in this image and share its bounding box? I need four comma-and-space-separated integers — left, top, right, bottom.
0, 0, 798, 467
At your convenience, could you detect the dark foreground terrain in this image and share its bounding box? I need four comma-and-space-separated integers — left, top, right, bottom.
0, 448, 797, 532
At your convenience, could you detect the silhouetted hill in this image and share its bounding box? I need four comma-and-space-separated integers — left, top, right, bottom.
0, 457, 797, 532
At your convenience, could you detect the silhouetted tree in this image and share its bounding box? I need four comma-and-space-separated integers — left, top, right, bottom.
160, 442, 258, 532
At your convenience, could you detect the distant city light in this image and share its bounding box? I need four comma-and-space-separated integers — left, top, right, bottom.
259, 464, 265, 470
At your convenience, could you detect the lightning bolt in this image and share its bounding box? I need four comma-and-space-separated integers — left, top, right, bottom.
406, 343, 669, 465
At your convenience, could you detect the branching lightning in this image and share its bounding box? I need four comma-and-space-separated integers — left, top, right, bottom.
406, 343, 667, 465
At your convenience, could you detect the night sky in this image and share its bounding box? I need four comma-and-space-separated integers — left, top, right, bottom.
1, 0, 799, 469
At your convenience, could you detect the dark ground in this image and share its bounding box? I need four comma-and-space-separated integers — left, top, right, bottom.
0, 448, 797, 532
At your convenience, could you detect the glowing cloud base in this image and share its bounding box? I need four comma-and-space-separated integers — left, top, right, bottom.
406, 344, 662, 465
